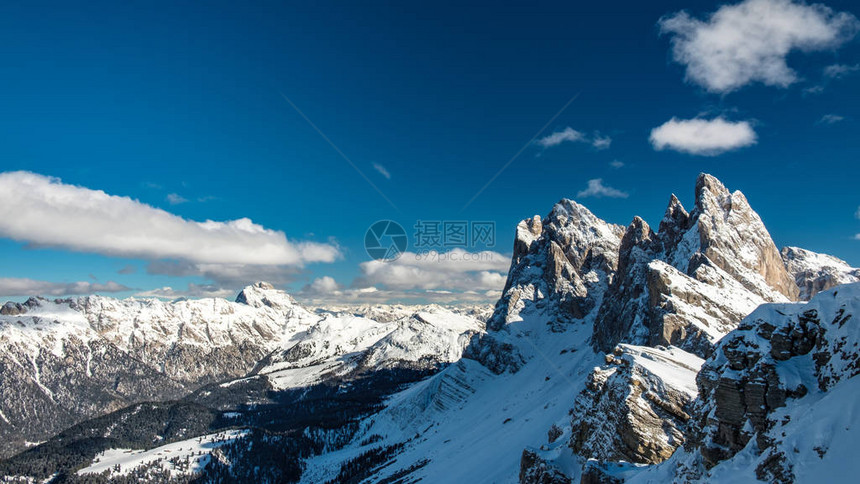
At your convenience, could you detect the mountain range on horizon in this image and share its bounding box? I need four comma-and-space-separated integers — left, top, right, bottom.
0, 173, 858, 483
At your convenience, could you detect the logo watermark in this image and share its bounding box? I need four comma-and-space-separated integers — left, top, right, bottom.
412, 249, 498, 262
364, 220, 496, 262
364, 220, 408, 261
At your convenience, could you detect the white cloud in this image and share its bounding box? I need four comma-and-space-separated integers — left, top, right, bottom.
576, 179, 629, 199
649, 117, 757, 155
609, 160, 625, 169
660, 0, 860, 93
818, 114, 845, 124
536, 128, 611, 150
592, 134, 612, 150
303, 276, 341, 295
537, 127, 585, 148
372, 163, 391, 179
804, 85, 826, 95
824, 63, 860, 79
0, 172, 340, 267
856, 206, 860, 219
0, 278, 130, 297
355, 248, 509, 292
166, 193, 188, 205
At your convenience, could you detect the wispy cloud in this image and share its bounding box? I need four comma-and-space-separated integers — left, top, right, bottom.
576, 179, 629, 199
803, 85, 826, 95
372, 162, 391, 179
592, 134, 612, 150
536, 127, 612, 150
134, 283, 237, 300
536, 127, 585, 147
818, 114, 845, 125
609, 160, 624, 169
659, 0, 860, 93
649, 117, 757, 156
824, 63, 860, 79
0, 171, 341, 269
298, 284, 502, 305
166, 193, 188, 205
0, 278, 130, 297
117, 264, 137, 275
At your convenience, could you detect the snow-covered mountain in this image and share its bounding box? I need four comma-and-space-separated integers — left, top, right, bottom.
1, 173, 858, 483
289, 173, 858, 483
0, 283, 484, 460
781, 246, 860, 301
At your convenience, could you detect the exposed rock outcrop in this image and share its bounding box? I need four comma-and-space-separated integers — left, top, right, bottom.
694, 283, 859, 472
493, 175, 802, 364
686, 174, 798, 301
520, 449, 573, 484
626, 283, 860, 484
569, 345, 703, 464
781, 246, 860, 301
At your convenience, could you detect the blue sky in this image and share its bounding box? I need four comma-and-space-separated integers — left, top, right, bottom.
0, 0, 858, 303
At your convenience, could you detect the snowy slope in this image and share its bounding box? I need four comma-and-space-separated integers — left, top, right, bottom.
298, 311, 599, 484
79, 429, 250, 479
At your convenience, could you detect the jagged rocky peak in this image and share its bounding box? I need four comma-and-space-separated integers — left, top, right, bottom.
494, 173, 819, 362
592, 173, 808, 355
685, 173, 799, 301
489, 199, 624, 331
658, 193, 690, 255
235, 281, 300, 309
0, 297, 48, 316
592, 216, 661, 351
781, 246, 860, 301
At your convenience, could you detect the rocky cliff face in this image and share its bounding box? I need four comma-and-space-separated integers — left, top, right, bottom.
695, 283, 859, 472
569, 345, 703, 465
491, 199, 625, 333
626, 283, 860, 484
